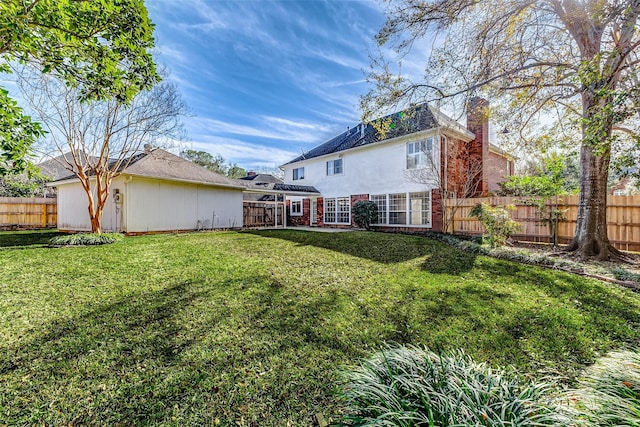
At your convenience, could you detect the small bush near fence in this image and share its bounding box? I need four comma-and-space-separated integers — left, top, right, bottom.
469, 203, 520, 248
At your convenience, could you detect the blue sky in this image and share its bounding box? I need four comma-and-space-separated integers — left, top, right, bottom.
147, 0, 390, 170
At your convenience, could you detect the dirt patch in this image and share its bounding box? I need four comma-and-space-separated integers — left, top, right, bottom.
509, 240, 640, 283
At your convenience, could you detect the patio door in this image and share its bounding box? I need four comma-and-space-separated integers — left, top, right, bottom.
310, 200, 317, 225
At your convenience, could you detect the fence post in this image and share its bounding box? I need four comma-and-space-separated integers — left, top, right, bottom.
41, 203, 48, 228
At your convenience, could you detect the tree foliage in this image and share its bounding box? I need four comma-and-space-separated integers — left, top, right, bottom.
498, 154, 577, 197
365, 0, 640, 260
180, 150, 247, 179
0, 0, 158, 174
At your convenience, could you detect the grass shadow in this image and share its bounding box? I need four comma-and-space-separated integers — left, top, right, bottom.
1, 280, 216, 424
246, 229, 478, 272
0, 230, 62, 249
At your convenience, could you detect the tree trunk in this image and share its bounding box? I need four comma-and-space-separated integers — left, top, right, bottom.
568, 143, 611, 259
568, 91, 616, 260
85, 190, 103, 235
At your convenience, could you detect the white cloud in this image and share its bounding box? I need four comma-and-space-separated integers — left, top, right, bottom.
185, 136, 297, 168
187, 115, 332, 144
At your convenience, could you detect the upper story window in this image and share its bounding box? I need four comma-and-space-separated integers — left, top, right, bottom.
326, 159, 343, 175
293, 167, 304, 180
406, 138, 433, 169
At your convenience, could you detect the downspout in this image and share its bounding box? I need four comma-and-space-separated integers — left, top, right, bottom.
123, 175, 133, 233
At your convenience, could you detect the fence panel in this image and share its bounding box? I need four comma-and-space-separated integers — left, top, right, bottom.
0, 197, 57, 230
243, 201, 285, 228
444, 195, 640, 251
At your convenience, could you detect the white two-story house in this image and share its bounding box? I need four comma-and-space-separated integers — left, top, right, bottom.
280, 98, 514, 231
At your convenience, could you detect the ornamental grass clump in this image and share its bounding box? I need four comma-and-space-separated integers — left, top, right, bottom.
50, 233, 124, 246
563, 349, 640, 426
338, 345, 562, 426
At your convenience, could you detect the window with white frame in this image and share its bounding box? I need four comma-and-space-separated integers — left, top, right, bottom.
324, 198, 336, 223
406, 138, 433, 169
370, 194, 387, 225
293, 167, 304, 180
290, 200, 302, 216
326, 158, 343, 175
368, 192, 432, 227
324, 197, 350, 224
337, 197, 350, 223
409, 192, 431, 225
388, 193, 407, 224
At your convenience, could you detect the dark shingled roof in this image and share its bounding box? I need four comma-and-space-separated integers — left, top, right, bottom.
38, 152, 108, 181
237, 180, 319, 194
284, 104, 443, 165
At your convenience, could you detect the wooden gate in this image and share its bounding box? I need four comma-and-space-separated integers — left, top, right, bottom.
243, 201, 285, 228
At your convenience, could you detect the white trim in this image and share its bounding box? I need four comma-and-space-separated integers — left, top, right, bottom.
290, 200, 303, 216
323, 196, 351, 224
50, 173, 245, 190
369, 190, 432, 228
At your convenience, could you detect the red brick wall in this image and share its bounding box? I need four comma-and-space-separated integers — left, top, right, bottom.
316, 197, 324, 227
431, 189, 444, 232
486, 152, 511, 194
286, 199, 310, 226
467, 97, 489, 196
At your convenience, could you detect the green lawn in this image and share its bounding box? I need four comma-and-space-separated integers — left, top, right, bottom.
1, 230, 639, 425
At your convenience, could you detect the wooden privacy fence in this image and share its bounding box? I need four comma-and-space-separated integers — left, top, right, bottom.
243, 201, 285, 228
0, 197, 57, 230
444, 195, 640, 252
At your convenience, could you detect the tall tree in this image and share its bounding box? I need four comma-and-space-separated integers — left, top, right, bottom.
365, 0, 640, 260
0, 0, 158, 174
22, 75, 185, 234
180, 150, 247, 178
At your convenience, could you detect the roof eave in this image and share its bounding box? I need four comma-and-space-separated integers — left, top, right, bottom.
120, 173, 246, 190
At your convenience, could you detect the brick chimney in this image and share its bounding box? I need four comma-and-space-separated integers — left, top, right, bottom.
467, 97, 490, 196
247, 171, 257, 177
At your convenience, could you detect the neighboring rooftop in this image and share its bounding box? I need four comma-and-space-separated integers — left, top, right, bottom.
238, 172, 283, 184
283, 104, 474, 165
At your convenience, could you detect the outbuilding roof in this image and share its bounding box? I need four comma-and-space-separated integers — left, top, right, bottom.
51, 148, 245, 189
283, 104, 475, 165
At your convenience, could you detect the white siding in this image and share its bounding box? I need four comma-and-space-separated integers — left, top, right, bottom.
283, 131, 441, 197
56, 176, 124, 232
56, 175, 243, 233
125, 177, 243, 232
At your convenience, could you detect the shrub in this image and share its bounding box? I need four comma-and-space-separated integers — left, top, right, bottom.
338, 345, 561, 426
612, 267, 640, 284
352, 200, 378, 230
469, 203, 520, 248
50, 233, 124, 246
